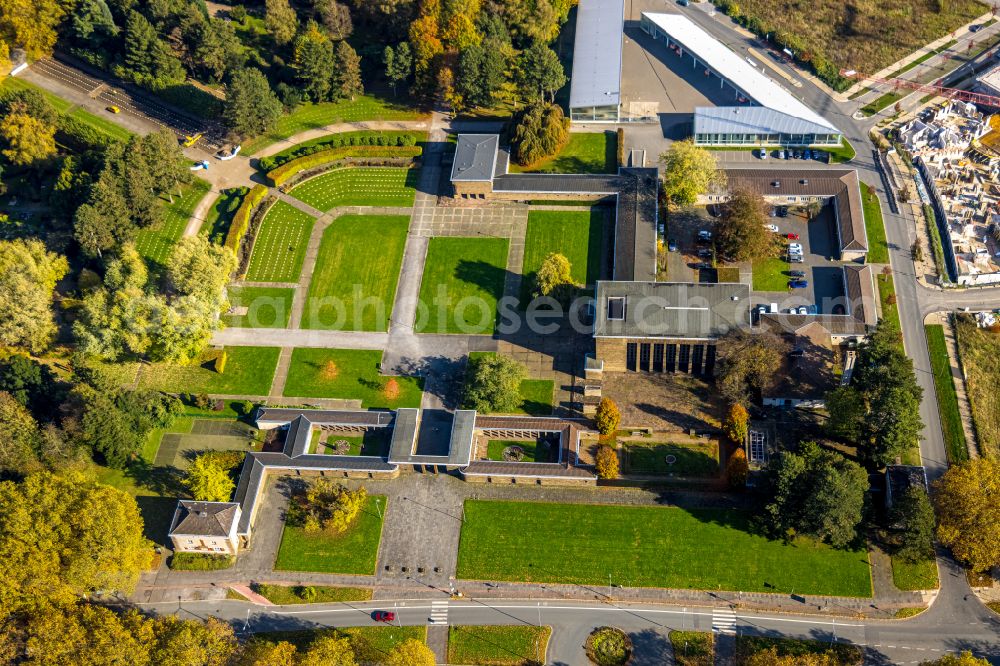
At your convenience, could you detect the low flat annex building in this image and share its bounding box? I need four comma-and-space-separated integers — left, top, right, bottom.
639, 12, 842, 147
568, 0, 625, 122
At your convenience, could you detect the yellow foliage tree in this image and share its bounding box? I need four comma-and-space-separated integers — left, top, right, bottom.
296, 634, 357, 666
595, 397, 621, 436
726, 447, 749, 488
918, 652, 992, 666
723, 403, 750, 444
934, 458, 1000, 572
0, 107, 56, 166
595, 444, 619, 480
0, 0, 68, 58
383, 639, 436, 666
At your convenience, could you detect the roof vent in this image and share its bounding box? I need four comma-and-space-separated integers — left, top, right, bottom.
731, 295, 740, 301
772, 180, 781, 188
800, 178, 809, 185
198, 511, 208, 517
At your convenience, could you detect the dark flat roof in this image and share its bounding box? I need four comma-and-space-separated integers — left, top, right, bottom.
613, 168, 659, 281
724, 168, 868, 254
256, 408, 393, 428
594, 281, 751, 339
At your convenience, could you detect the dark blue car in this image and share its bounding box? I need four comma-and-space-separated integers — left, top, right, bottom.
789, 279, 809, 289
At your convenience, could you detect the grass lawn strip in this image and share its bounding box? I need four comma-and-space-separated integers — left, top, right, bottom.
135, 179, 212, 266
245, 200, 315, 282
416, 237, 510, 334
301, 215, 409, 331
751, 256, 791, 292
520, 209, 604, 304
456, 500, 873, 596
623, 440, 719, 477
862, 184, 890, 264
253, 583, 371, 604
137, 346, 279, 396
670, 631, 714, 666
282, 348, 423, 408
924, 324, 969, 463
953, 315, 1000, 458
447, 625, 551, 666
274, 494, 386, 574
509, 132, 616, 174
225, 286, 294, 329
243, 95, 428, 154
890, 554, 940, 591
288, 167, 417, 210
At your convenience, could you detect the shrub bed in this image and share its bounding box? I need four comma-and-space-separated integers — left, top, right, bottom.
266, 146, 422, 187
259, 131, 421, 171
585, 627, 631, 666
169, 552, 235, 571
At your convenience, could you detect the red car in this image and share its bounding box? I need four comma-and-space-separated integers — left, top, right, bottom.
373, 611, 396, 622
785, 233, 800, 240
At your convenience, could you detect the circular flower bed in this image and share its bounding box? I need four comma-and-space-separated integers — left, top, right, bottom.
502, 445, 525, 462
329, 439, 350, 455
585, 626, 631, 666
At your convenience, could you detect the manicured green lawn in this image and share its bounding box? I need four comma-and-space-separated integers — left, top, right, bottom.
861, 91, 904, 117
416, 237, 509, 334
520, 209, 604, 304
312, 429, 390, 456
245, 200, 315, 282
925, 324, 968, 463
225, 286, 294, 328
487, 438, 557, 463
877, 274, 900, 330
509, 132, 616, 174
623, 440, 720, 477
448, 626, 551, 666
274, 495, 387, 574
456, 501, 873, 596
282, 348, 423, 408
827, 138, 857, 164
301, 215, 409, 331
751, 256, 791, 292
467, 352, 554, 415
135, 178, 212, 266
138, 346, 279, 396
891, 554, 940, 591
862, 184, 889, 264
252, 583, 372, 604
288, 167, 418, 210
201, 187, 247, 241
243, 95, 428, 154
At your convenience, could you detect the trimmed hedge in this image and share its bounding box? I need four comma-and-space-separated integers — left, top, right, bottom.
258, 131, 421, 171
169, 552, 235, 571
616, 127, 625, 167
224, 184, 268, 252
266, 145, 422, 187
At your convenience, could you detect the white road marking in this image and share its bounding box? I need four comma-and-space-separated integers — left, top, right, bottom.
712, 607, 738, 634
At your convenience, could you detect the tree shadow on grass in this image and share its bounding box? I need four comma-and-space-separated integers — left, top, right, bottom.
454, 259, 510, 300
134, 495, 181, 546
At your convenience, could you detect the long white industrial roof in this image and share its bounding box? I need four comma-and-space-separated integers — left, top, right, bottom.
641, 12, 838, 133
569, 0, 625, 109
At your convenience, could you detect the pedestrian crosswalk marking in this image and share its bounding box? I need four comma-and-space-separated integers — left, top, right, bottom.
429, 600, 449, 625
712, 607, 738, 634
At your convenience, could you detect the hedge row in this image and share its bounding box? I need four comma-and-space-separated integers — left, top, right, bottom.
223, 184, 268, 252
259, 131, 421, 171
266, 145, 422, 187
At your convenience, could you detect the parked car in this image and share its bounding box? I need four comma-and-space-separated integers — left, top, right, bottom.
789, 270, 806, 278
789, 254, 804, 263
788, 243, 803, 253
970, 23, 983, 32
696, 261, 712, 269
757, 148, 768, 159
697, 229, 712, 240
777, 206, 789, 217
789, 279, 809, 288
785, 232, 799, 240
780, 150, 789, 159
373, 611, 396, 622
793, 150, 802, 159
804, 149, 813, 160
797, 306, 810, 314
765, 223, 779, 232
667, 239, 678, 252
678, 0, 690, 6
106, 105, 120, 114
757, 304, 768, 314
697, 248, 713, 257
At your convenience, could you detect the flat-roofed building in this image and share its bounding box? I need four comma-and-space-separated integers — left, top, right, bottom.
568, 0, 625, 122
450, 134, 500, 198
594, 281, 751, 373
639, 12, 842, 148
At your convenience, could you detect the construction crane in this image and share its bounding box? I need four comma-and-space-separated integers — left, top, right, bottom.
840, 63, 1000, 109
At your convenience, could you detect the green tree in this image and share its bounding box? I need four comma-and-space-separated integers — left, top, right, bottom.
517, 41, 565, 102
167, 235, 236, 301
716, 330, 786, 405
295, 479, 367, 534
13, 603, 153, 666
383, 639, 435, 666
934, 458, 1000, 572
297, 634, 357, 666
891, 485, 935, 563
0, 391, 42, 476
191, 17, 244, 82
595, 397, 621, 436
224, 68, 284, 137
595, 444, 619, 480
72, 0, 119, 44
765, 441, 868, 548
265, 0, 298, 46
0, 471, 151, 615
824, 386, 865, 441
723, 403, 749, 444
315, 0, 352, 39
185, 455, 235, 502
511, 102, 568, 166
534, 251, 574, 299
334, 40, 363, 100
0, 106, 56, 166
74, 172, 134, 258
120, 10, 185, 88
714, 188, 777, 262
0, 354, 58, 414
383, 42, 413, 97
140, 129, 193, 203
293, 21, 335, 101
463, 354, 525, 414
0, 238, 69, 353
456, 42, 505, 108
659, 140, 725, 207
